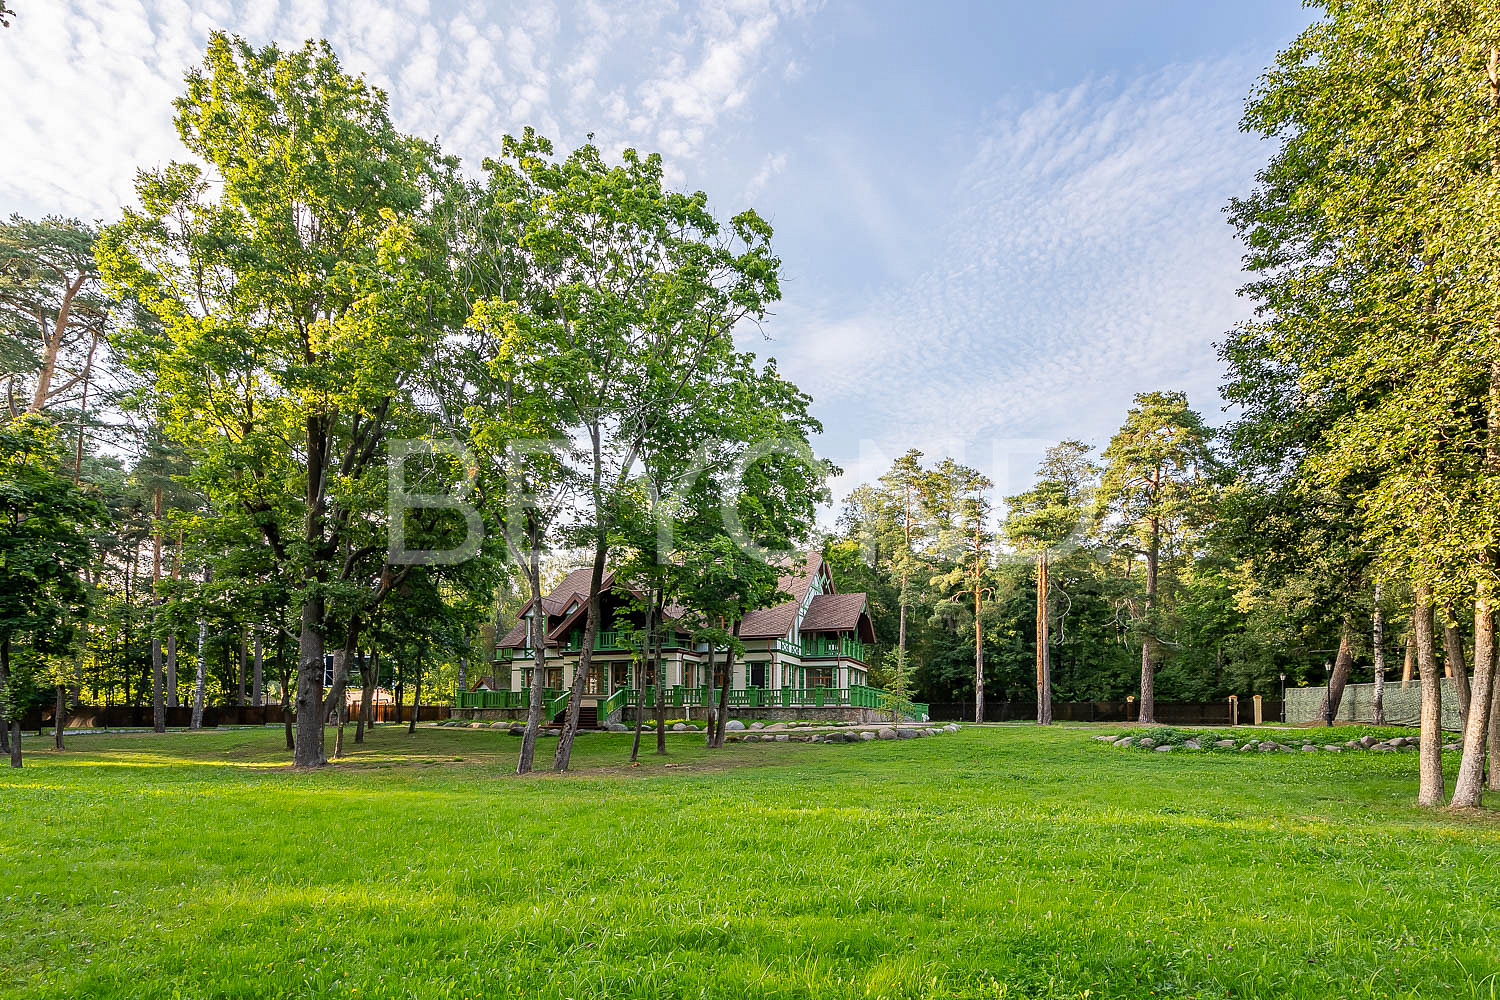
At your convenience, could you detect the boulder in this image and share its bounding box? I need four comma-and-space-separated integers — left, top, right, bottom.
1239, 743, 1256, 752
1183, 739, 1202, 750
878, 728, 897, 740
725, 720, 746, 731
1214, 740, 1236, 749
1138, 737, 1157, 748
671, 722, 688, 732
860, 731, 875, 741
1322, 745, 1342, 752
1114, 737, 1134, 748
749, 721, 765, 730
508, 723, 526, 736
775, 734, 789, 742
469, 722, 486, 729
1301, 745, 1317, 753
765, 723, 787, 731
896, 729, 918, 740
1443, 742, 1461, 752
1358, 735, 1379, 748
946, 724, 960, 732
1258, 741, 1277, 751
1155, 745, 1174, 752
606, 722, 630, 732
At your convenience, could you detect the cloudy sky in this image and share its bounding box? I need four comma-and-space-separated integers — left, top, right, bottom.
1, 0, 1313, 503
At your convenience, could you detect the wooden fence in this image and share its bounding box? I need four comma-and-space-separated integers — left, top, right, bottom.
26, 702, 450, 731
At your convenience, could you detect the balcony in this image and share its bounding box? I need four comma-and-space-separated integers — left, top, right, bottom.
799, 635, 866, 662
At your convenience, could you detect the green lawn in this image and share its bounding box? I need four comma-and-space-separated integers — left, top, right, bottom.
2, 724, 1496, 999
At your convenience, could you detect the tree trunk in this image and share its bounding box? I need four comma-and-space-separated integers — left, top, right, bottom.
190, 614, 208, 731
1036, 550, 1052, 725
553, 533, 608, 772
166, 634, 178, 709
54, 684, 66, 750
252, 630, 263, 707
28, 272, 84, 411
1316, 624, 1355, 726
356, 650, 378, 744
654, 608, 668, 756
167, 536, 180, 707
714, 628, 739, 748
407, 646, 423, 735
1413, 592, 1445, 807
326, 628, 358, 759
974, 554, 985, 724
150, 487, 165, 733
1452, 597, 1494, 808
702, 645, 717, 744
234, 632, 245, 706
1444, 617, 1471, 728
518, 518, 547, 775
1488, 669, 1500, 793
1138, 517, 1159, 724
1402, 631, 1415, 689
1372, 579, 1386, 725
0, 646, 8, 756
456, 654, 466, 695
292, 593, 327, 767
631, 595, 656, 763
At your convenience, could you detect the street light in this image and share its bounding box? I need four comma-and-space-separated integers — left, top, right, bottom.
1279, 672, 1287, 723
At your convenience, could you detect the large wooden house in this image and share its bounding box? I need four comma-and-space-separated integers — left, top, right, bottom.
459, 551, 904, 723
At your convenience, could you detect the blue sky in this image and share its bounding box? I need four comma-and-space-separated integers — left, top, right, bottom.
0, 0, 1315, 504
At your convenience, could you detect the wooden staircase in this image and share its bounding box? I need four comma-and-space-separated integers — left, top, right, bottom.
550, 704, 599, 729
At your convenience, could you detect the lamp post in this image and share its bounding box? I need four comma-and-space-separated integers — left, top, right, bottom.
1279, 672, 1287, 723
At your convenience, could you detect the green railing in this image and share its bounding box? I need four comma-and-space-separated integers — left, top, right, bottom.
597, 687, 629, 720
565, 629, 626, 652
578, 684, 929, 720
775, 637, 800, 656
547, 690, 571, 720
800, 635, 867, 661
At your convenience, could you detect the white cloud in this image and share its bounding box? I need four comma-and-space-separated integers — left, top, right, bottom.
0, 0, 816, 220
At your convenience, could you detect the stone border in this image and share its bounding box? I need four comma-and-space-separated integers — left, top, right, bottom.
1094, 733, 1461, 754
435, 719, 964, 745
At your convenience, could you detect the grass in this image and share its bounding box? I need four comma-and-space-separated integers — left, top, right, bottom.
2, 723, 1498, 999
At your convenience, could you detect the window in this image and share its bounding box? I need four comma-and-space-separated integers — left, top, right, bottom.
808, 667, 834, 688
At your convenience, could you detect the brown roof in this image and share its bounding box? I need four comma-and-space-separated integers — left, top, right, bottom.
739, 550, 828, 639
800, 593, 867, 632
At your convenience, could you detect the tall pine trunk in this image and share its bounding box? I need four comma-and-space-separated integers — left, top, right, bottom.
150, 487, 165, 733
1413, 591, 1445, 807
1138, 519, 1159, 724
973, 576, 984, 724
1036, 550, 1052, 725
